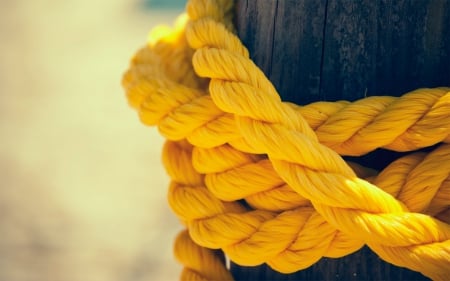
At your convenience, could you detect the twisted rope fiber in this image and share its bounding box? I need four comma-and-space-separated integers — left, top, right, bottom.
122, 0, 450, 279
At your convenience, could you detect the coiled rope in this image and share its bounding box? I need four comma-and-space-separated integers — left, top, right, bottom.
122, 0, 450, 280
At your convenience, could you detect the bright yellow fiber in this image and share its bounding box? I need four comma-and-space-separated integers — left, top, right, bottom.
174, 230, 234, 281
122, 0, 450, 280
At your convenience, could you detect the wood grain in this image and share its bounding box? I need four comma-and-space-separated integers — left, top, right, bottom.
235, 0, 450, 104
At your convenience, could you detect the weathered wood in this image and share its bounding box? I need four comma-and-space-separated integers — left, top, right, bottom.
235, 0, 327, 103
231, 0, 450, 280
235, 0, 450, 104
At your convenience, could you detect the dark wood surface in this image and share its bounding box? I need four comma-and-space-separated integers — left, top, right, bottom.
235, 0, 450, 104
231, 0, 450, 280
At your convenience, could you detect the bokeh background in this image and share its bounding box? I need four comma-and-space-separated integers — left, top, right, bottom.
0, 0, 187, 280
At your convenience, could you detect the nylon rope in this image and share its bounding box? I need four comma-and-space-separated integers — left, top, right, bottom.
122, 0, 450, 280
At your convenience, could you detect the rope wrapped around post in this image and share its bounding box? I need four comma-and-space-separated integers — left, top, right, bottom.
122, 0, 450, 280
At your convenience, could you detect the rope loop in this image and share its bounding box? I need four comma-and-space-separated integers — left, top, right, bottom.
122, 0, 450, 280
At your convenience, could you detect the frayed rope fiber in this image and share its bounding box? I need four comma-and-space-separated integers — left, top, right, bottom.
122, 0, 450, 280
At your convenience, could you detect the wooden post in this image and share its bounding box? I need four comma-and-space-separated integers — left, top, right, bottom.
231, 0, 450, 280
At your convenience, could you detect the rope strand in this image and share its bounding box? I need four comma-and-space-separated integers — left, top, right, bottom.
122, 0, 450, 279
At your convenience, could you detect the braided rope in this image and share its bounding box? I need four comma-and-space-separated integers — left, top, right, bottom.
122, 0, 450, 280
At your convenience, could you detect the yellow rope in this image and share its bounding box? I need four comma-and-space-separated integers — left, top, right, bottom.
175, 229, 234, 281
122, 0, 450, 280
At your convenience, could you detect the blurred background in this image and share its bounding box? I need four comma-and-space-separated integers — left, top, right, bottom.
0, 0, 187, 280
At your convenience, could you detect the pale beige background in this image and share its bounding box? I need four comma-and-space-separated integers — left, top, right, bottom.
0, 1, 185, 280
